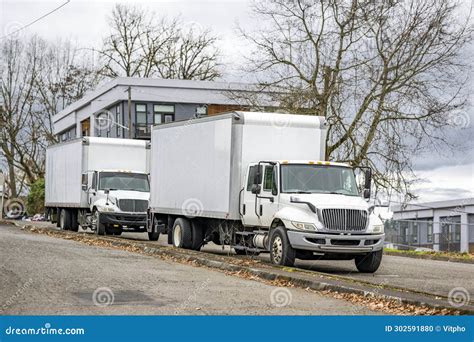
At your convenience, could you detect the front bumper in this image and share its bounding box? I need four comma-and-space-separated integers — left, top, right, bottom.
287, 230, 385, 254
99, 212, 147, 228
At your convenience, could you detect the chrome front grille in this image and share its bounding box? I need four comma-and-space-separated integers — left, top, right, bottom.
321, 209, 368, 232
118, 199, 148, 213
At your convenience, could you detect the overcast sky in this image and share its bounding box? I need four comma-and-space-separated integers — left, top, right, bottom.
1, 0, 473, 204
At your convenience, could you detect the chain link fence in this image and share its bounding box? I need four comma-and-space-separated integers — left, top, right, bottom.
384, 219, 473, 252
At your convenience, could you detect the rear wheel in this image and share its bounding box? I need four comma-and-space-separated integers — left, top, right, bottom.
191, 222, 204, 251
172, 218, 192, 249
355, 250, 383, 273
59, 209, 71, 231
55, 208, 61, 227
70, 210, 79, 232
270, 227, 295, 267
148, 232, 159, 241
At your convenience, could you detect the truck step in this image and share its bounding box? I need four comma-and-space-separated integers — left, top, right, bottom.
231, 246, 265, 253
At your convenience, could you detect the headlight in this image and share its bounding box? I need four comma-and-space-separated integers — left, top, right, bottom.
291, 221, 317, 231
98, 205, 116, 212
370, 224, 384, 233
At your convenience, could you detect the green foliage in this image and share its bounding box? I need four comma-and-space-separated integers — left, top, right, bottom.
27, 178, 45, 215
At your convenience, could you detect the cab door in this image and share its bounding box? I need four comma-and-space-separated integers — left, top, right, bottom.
241, 164, 262, 227
259, 164, 279, 227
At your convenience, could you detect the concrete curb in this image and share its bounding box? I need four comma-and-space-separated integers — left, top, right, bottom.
384, 251, 474, 264
7, 220, 474, 315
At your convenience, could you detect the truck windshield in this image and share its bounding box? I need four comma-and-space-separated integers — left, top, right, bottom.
98, 172, 149, 192
281, 164, 359, 196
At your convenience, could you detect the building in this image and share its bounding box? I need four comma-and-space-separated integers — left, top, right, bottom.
53, 77, 275, 141
391, 198, 474, 253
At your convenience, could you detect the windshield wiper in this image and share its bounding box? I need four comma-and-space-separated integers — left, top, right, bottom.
288, 191, 312, 194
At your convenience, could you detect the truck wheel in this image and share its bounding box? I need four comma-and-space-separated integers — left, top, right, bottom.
70, 210, 79, 232
93, 210, 106, 236
59, 209, 71, 231
270, 227, 295, 267
191, 222, 204, 251
148, 219, 160, 241
148, 232, 159, 241
55, 208, 61, 227
355, 250, 383, 273
172, 218, 192, 249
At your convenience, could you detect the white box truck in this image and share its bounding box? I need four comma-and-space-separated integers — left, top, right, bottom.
148, 112, 385, 272
45, 137, 159, 240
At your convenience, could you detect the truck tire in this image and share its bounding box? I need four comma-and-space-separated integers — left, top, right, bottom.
93, 210, 106, 236
148, 232, 159, 241
70, 210, 79, 232
355, 250, 383, 273
172, 218, 192, 249
148, 219, 160, 241
191, 222, 204, 251
56, 208, 61, 227
270, 226, 296, 267
59, 209, 71, 231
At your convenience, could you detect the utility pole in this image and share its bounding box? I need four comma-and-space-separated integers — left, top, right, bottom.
128, 86, 132, 138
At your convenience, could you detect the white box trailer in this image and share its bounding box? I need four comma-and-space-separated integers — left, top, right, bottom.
149, 112, 326, 219
149, 112, 385, 272
46, 137, 156, 239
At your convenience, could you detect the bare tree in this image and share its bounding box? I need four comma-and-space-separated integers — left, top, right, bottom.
0, 37, 43, 196
0, 37, 100, 197
99, 4, 221, 80
35, 39, 101, 143
157, 25, 221, 80
241, 0, 473, 200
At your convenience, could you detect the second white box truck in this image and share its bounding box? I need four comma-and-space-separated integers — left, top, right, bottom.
45, 137, 158, 240
148, 112, 385, 273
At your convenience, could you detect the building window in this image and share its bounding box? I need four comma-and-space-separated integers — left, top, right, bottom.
136, 104, 147, 124
135, 103, 149, 138
153, 104, 174, 124
196, 105, 208, 117
61, 131, 69, 142
81, 118, 90, 137
116, 105, 121, 137
427, 220, 433, 243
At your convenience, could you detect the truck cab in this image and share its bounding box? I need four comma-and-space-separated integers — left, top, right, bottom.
241, 160, 384, 272
80, 169, 152, 237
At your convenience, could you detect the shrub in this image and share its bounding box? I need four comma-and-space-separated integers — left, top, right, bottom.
27, 178, 45, 215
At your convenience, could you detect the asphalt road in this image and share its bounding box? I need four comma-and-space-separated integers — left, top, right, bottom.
115, 231, 474, 300
0, 224, 379, 315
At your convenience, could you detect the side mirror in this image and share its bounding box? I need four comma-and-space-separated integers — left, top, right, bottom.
251, 184, 261, 194
254, 168, 262, 185
81, 184, 87, 191
363, 169, 372, 199
104, 189, 110, 195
